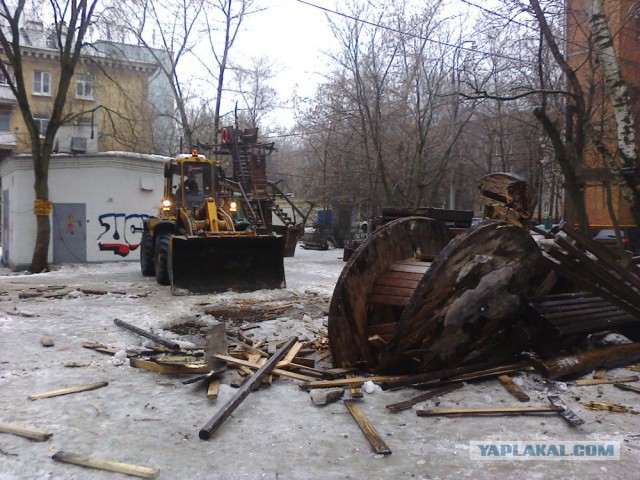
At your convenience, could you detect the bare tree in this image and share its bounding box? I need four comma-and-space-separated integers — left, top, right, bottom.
104, 0, 205, 151
231, 55, 278, 130
0, 0, 99, 273
199, 0, 259, 138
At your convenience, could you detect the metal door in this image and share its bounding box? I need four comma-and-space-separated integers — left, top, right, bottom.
53, 203, 87, 263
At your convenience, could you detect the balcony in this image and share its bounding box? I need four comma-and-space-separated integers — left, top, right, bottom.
0, 84, 16, 104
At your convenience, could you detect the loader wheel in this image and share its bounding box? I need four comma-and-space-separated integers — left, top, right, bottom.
154, 233, 171, 286
140, 231, 156, 277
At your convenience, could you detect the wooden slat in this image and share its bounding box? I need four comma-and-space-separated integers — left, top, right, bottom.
52, 451, 159, 478
374, 277, 420, 289
0, 421, 53, 441
29, 382, 108, 400
344, 400, 392, 455
376, 270, 424, 281
387, 263, 429, 274
207, 380, 220, 399
211, 354, 316, 382
367, 294, 409, 306
574, 375, 639, 386
396, 259, 431, 267
370, 285, 414, 297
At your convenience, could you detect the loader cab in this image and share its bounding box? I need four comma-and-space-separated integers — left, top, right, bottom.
167, 154, 214, 209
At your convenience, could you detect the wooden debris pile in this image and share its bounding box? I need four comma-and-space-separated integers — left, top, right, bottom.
328, 172, 640, 376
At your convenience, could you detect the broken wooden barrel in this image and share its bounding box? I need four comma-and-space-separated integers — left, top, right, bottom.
328, 218, 543, 374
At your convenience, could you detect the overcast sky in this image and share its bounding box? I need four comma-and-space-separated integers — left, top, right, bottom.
231, 0, 336, 127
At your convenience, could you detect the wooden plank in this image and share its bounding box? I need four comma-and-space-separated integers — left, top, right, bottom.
0, 421, 53, 442
376, 270, 424, 281
614, 383, 640, 394
199, 337, 298, 440
207, 380, 220, 399
498, 375, 530, 402
574, 375, 639, 386
378, 362, 529, 391
416, 406, 562, 417
281, 341, 304, 365
211, 354, 316, 382
344, 400, 392, 455
52, 451, 158, 478
129, 358, 209, 375
387, 263, 429, 274
299, 375, 406, 390
374, 276, 420, 289
386, 383, 463, 412
370, 285, 414, 297
367, 294, 409, 307
29, 382, 108, 400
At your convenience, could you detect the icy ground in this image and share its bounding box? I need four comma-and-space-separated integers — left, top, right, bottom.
1, 246, 640, 480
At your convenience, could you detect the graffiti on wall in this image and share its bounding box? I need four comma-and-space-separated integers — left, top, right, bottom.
97, 213, 154, 257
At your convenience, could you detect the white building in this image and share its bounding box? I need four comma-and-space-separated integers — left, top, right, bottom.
1, 152, 167, 271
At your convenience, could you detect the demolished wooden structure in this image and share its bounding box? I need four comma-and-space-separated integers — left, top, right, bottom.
328, 172, 640, 377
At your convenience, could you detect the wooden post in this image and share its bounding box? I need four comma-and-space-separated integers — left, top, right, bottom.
199, 336, 297, 440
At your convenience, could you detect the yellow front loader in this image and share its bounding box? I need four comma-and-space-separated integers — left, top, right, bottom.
140, 151, 285, 294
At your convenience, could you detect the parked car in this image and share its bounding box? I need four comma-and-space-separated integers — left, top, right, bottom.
592, 228, 640, 255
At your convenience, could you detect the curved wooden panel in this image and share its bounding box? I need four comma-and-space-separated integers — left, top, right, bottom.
328, 217, 451, 369
380, 220, 542, 373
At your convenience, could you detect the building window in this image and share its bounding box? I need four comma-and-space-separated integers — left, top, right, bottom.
34, 114, 49, 137
33, 71, 51, 95
0, 110, 10, 131
75, 74, 93, 100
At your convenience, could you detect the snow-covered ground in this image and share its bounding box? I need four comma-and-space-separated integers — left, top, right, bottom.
1, 246, 639, 480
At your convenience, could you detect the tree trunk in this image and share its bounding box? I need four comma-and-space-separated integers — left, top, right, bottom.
584, 0, 640, 226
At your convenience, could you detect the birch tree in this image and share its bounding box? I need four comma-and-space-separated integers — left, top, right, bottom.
583, 0, 640, 226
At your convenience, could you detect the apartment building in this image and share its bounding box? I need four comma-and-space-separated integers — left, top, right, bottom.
0, 20, 172, 157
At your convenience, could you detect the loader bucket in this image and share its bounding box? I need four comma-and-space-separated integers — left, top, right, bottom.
169, 234, 286, 294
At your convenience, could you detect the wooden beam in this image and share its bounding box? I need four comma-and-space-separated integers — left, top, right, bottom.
52, 451, 159, 478
199, 337, 298, 440
0, 421, 52, 441
344, 400, 392, 455
28, 382, 108, 401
